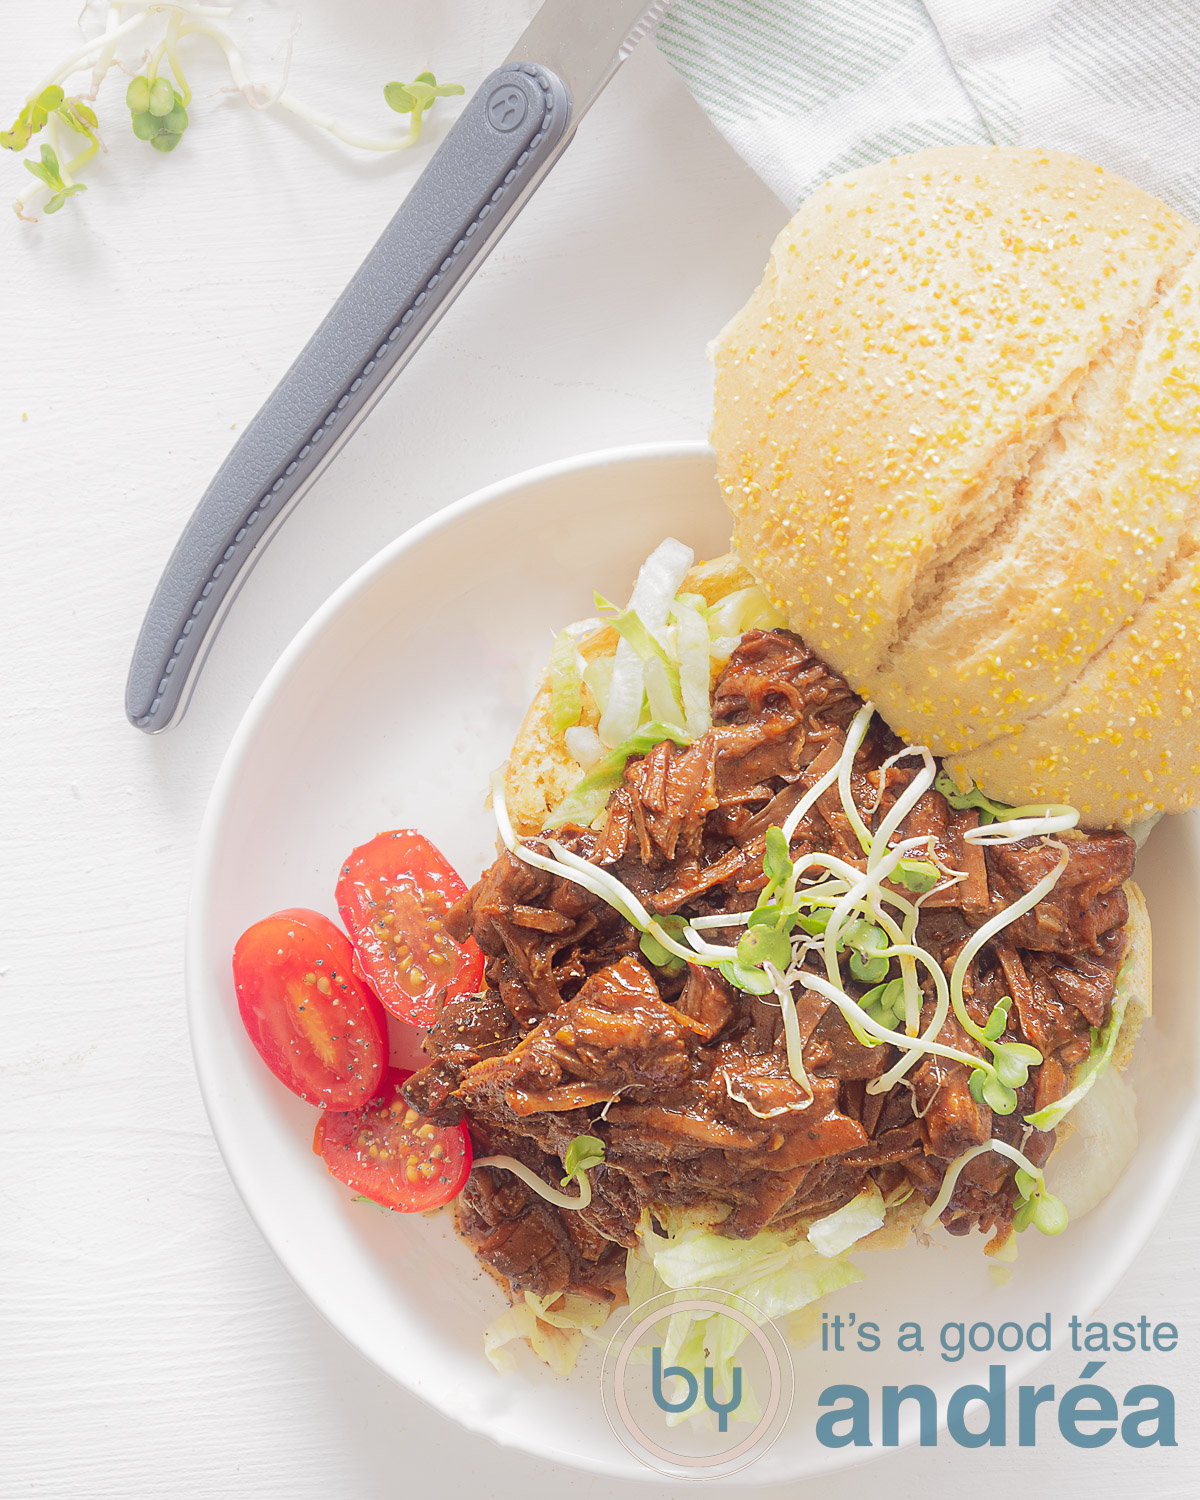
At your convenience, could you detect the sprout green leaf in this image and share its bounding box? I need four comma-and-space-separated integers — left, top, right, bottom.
1, 85, 64, 151
763, 825, 792, 891
128, 77, 189, 153
933, 769, 1013, 825
639, 915, 687, 974
892, 858, 940, 893
383, 71, 464, 142
561, 1134, 606, 1189
736, 922, 792, 972
717, 959, 777, 995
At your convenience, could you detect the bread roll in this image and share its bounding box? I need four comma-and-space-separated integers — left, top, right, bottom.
712, 145, 1200, 827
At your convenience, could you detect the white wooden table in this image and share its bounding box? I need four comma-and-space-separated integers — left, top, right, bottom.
3, 4, 1198, 1494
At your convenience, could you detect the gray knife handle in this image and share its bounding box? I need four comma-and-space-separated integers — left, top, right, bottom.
126, 62, 571, 732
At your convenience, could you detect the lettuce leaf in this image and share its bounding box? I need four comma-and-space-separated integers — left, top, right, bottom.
806, 1183, 886, 1257
624, 1211, 863, 1424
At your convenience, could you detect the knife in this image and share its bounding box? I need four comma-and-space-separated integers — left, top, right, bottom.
125, 0, 672, 733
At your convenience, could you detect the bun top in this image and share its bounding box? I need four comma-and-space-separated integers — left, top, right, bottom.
712, 145, 1200, 827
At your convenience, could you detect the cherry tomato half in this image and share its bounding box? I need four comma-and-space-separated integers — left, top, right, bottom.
335, 830, 483, 1028
313, 1072, 472, 1212
233, 908, 387, 1107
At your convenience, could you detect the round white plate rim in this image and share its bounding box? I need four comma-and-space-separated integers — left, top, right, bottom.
185, 440, 716, 1459
186, 438, 1200, 1482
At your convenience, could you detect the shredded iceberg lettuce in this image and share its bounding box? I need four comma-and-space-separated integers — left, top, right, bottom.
546, 721, 691, 829
546, 540, 787, 825
484, 1288, 614, 1376
806, 1183, 886, 1257
621, 1211, 864, 1422
484, 1211, 864, 1386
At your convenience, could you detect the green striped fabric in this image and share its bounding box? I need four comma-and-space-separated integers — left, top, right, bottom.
658, 0, 1200, 221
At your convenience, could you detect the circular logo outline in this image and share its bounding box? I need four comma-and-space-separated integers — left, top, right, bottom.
600, 1288, 794, 1480
486, 84, 528, 133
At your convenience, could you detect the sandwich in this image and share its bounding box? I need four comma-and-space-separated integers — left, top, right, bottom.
400, 145, 1189, 1375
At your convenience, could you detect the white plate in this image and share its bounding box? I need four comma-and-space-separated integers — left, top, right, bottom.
189, 441, 1200, 1482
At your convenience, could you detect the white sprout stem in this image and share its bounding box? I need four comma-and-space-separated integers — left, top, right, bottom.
689, 911, 754, 931
837, 703, 876, 854
920, 1138, 1045, 1229
867, 745, 936, 870
164, 8, 191, 104
490, 770, 707, 969
864, 940, 958, 1092
796, 969, 992, 1072
865, 896, 922, 1035
33, 3, 228, 95
474, 1155, 592, 1212
947, 849, 1070, 1043
722, 1075, 811, 1118
768, 963, 813, 1096
89, 3, 126, 99
179, 18, 430, 149
679, 925, 739, 962
546, 839, 715, 965
274, 88, 424, 151
781, 703, 874, 845
820, 838, 929, 985
965, 809, 1079, 844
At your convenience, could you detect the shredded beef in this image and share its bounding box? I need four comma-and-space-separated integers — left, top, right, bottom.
408, 630, 1136, 1298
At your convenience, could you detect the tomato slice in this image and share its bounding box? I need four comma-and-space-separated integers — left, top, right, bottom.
313, 1072, 472, 1211
335, 830, 484, 1027
233, 908, 387, 1107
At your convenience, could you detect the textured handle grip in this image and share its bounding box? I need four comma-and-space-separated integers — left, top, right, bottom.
126, 62, 571, 731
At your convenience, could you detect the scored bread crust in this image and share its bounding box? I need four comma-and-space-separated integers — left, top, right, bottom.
712, 144, 1200, 827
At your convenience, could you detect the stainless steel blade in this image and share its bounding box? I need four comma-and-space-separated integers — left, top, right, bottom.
507, 0, 673, 114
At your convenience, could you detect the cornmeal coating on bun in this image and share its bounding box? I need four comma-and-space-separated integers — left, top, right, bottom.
712, 145, 1200, 827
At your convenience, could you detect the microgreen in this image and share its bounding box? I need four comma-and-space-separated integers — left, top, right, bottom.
22, 145, 86, 214
736, 921, 793, 972
981, 996, 1012, 1042
1012, 1165, 1069, 1236
640, 915, 688, 974
892, 858, 940, 893
859, 978, 905, 1029
7, 11, 465, 221
968, 1066, 1017, 1115
489, 643, 1080, 1129
933, 768, 1013, 825
921, 1138, 1069, 1237
843, 918, 890, 984
127, 76, 189, 153
762, 825, 793, 892
561, 1134, 606, 1189
717, 959, 777, 995
1, 85, 65, 151
475, 1134, 606, 1213
384, 72, 464, 142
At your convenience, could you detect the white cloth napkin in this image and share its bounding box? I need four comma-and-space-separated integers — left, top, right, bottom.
657, 0, 1200, 222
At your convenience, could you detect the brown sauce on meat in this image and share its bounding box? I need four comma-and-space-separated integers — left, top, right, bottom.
405, 631, 1135, 1300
